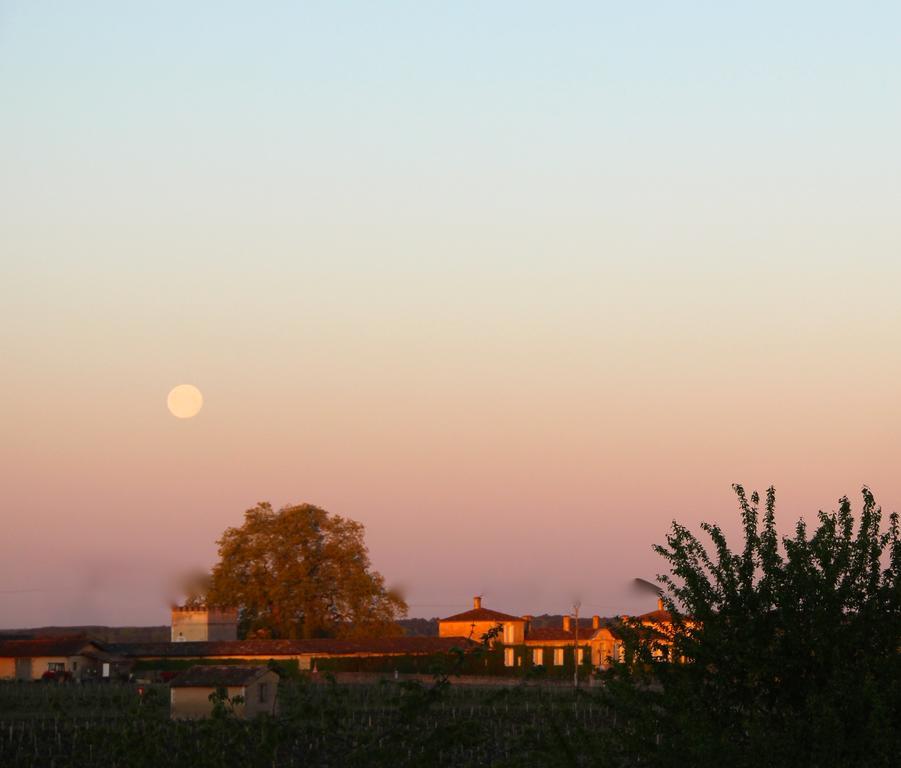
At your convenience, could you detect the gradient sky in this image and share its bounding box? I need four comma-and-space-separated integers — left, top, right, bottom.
2, 2, 900, 628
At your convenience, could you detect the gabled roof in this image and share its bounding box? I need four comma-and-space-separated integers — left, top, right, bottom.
108, 636, 474, 659
170, 665, 271, 688
0, 635, 104, 658
440, 607, 523, 623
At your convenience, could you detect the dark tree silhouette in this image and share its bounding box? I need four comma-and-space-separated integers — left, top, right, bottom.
602, 486, 900, 768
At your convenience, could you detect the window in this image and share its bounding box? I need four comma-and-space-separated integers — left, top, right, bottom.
72, 662, 78, 672
553, 648, 564, 666
258, 682, 268, 703
576, 648, 585, 665
532, 648, 543, 666
48, 663, 65, 672
504, 648, 515, 667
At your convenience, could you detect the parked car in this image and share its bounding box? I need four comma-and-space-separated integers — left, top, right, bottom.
41, 670, 73, 683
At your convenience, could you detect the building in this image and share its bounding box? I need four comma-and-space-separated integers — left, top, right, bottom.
171, 607, 238, 642
438, 597, 527, 644
108, 635, 474, 673
0, 636, 123, 681
591, 624, 626, 668
591, 598, 698, 668
169, 665, 279, 719
438, 597, 689, 672
632, 598, 695, 663
439, 599, 608, 671
521, 615, 600, 669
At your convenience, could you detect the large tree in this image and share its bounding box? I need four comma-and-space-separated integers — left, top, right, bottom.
200, 502, 407, 639
602, 486, 900, 768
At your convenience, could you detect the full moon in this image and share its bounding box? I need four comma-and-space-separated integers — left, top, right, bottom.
167, 384, 203, 419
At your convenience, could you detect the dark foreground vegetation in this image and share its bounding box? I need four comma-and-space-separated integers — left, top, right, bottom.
602, 486, 900, 768
2, 486, 897, 767
0, 678, 615, 768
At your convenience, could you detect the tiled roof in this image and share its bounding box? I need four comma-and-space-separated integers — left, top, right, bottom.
108, 636, 474, 659
170, 665, 271, 688
525, 627, 590, 643
0, 635, 103, 658
440, 607, 523, 623
636, 609, 676, 623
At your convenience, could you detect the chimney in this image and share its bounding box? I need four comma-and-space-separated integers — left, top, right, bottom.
562, 615, 572, 633
657, 597, 664, 611
592, 615, 600, 629
473, 596, 482, 610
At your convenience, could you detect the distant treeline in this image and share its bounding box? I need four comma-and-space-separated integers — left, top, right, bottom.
0, 626, 170, 643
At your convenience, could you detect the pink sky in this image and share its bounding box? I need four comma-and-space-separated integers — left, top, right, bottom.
2, 2, 900, 628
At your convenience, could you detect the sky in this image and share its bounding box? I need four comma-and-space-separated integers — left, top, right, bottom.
2, 1, 900, 627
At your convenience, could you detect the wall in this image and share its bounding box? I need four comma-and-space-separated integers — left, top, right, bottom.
591, 631, 624, 669
170, 685, 245, 720
312, 671, 602, 687
171, 609, 238, 642
169, 674, 279, 719
243, 672, 279, 718
26, 656, 68, 680
0, 658, 14, 679
439, 620, 522, 643
4, 655, 101, 680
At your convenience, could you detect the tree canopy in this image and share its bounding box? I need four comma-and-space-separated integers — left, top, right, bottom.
603, 486, 900, 768
200, 502, 407, 639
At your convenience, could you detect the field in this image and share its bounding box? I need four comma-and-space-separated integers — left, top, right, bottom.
0, 678, 616, 767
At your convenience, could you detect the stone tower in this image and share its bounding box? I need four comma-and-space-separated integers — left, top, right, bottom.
170, 606, 238, 642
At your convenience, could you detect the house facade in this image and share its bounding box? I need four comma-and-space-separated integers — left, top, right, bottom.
439, 597, 683, 671
0, 636, 123, 681
438, 597, 527, 644
169, 665, 280, 719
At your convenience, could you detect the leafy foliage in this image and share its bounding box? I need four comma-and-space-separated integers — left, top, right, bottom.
208, 687, 244, 720
602, 486, 901, 767
200, 502, 407, 639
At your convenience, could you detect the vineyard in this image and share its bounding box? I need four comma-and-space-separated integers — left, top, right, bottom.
0, 679, 617, 767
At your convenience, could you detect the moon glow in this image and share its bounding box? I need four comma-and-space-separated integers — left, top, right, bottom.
167, 384, 203, 419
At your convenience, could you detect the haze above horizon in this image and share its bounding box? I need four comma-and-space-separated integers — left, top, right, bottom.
2, 1, 900, 627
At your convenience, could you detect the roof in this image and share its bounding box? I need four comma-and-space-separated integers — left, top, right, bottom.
524, 627, 591, 643
440, 607, 523, 623
170, 665, 271, 688
0, 635, 105, 659
636, 609, 677, 623
593, 624, 625, 640
108, 636, 474, 659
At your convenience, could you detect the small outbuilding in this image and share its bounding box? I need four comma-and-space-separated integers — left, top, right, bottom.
169, 665, 279, 720
0, 635, 120, 681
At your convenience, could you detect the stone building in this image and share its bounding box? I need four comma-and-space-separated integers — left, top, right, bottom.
171, 606, 239, 642
169, 665, 279, 719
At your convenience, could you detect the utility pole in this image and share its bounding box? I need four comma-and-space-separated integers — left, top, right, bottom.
573, 600, 581, 688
